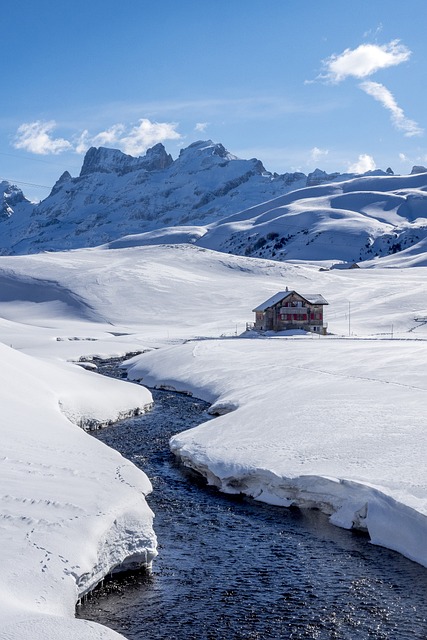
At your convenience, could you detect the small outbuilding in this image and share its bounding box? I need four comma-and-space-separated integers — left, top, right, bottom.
252, 288, 328, 334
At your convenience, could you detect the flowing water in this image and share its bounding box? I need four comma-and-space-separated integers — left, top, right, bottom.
78, 360, 427, 639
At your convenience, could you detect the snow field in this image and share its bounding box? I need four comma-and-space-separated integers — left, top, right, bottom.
0, 343, 156, 639
125, 336, 427, 567
1, 242, 427, 637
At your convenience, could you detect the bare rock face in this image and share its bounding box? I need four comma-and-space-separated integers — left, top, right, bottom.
410, 165, 427, 175
80, 144, 173, 176
0, 182, 32, 218
306, 168, 340, 187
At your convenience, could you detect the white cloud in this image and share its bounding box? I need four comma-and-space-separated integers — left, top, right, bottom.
399, 152, 408, 162
310, 147, 329, 162
359, 81, 423, 137
348, 154, 376, 173
74, 130, 91, 155
76, 119, 181, 155
14, 118, 182, 157
195, 122, 209, 133
118, 119, 181, 156
13, 121, 72, 155
322, 40, 411, 83
91, 124, 126, 147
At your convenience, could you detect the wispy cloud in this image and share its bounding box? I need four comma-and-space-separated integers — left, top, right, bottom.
113, 119, 181, 156
363, 23, 383, 40
195, 122, 209, 132
348, 154, 376, 173
359, 81, 423, 137
316, 39, 422, 139
14, 118, 182, 156
14, 121, 72, 155
321, 40, 411, 83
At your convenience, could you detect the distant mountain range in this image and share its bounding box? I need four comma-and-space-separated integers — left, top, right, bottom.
1, 140, 427, 265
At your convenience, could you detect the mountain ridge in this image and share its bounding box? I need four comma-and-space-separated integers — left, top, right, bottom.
0, 140, 366, 255
1, 140, 426, 265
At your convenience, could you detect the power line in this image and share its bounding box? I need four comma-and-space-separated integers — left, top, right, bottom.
0, 150, 81, 171
0, 177, 51, 190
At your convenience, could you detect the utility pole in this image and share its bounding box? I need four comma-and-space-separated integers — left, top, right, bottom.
348, 301, 351, 337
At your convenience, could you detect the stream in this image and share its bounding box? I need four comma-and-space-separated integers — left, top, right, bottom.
78, 359, 427, 639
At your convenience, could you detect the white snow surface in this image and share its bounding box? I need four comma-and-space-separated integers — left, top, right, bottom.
193, 171, 427, 263
0, 331, 155, 637
126, 337, 427, 567
1, 241, 427, 636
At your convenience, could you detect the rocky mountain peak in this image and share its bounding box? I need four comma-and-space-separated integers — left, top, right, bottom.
410, 165, 427, 175
177, 140, 238, 163
307, 168, 340, 187
79, 144, 173, 177
0, 181, 32, 220
49, 171, 72, 196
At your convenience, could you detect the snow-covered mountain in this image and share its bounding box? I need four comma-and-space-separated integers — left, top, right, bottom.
101, 168, 427, 266
0, 141, 357, 255
2, 141, 427, 265
192, 170, 427, 264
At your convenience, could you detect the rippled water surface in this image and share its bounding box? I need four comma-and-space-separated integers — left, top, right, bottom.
78, 362, 427, 639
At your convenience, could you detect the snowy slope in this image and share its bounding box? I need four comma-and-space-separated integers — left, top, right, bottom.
192, 171, 427, 263
2, 242, 427, 636
125, 337, 427, 567
0, 343, 155, 639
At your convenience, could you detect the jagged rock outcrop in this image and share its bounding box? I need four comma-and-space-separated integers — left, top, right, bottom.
306, 168, 341, 187
0, 182, 31, 218
410, 165, 427, 175
80, 143, 173, 176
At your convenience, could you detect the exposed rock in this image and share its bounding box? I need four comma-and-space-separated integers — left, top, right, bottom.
80, 144, 173, 177
410, 165, 427, 175
306, 168, 340, 187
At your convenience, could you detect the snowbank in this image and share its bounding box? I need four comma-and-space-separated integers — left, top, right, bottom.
1, 242, 427, 636
0, 343, 156, 639
125, 337, 427, 567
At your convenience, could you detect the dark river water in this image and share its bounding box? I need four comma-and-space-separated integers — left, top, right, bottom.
78, 361, 427, 639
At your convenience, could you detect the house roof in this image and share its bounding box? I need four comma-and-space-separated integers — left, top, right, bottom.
252, 290, 328, 312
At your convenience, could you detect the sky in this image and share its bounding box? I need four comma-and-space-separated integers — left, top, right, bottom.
1, 0, 427, 202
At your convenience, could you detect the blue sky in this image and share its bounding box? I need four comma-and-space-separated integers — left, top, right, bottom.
1, 0, 426, 201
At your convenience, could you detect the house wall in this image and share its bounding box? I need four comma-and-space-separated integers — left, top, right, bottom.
254, 293, 325, 333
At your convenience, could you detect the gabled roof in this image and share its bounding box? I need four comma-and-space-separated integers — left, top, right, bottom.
252, 290, 328, 312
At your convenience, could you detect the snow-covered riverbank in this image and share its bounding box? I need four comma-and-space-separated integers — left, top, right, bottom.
125, 336, 427, 568
1, 242, 427, 637
0, 343, 156, 639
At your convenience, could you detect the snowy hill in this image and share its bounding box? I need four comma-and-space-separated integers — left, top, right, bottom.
0, 141, 358, 255
194, 170, 427, 264
2, 241, 427, 636
109, 169, 427, 266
